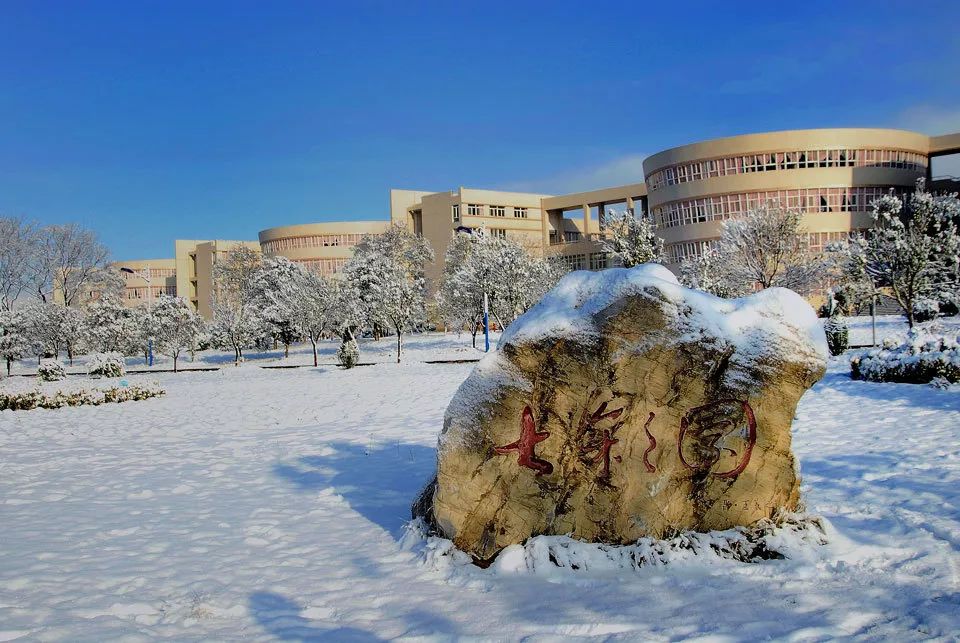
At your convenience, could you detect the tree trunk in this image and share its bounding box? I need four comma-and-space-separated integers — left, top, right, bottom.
311, 338, 318, 367
284, 343, 289, 359
173, 354, 178, 373
67, 344, 74, 366
6, 358, 10, 376
396, 328, 402, 363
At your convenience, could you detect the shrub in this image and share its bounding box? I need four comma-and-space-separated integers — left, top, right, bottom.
37, 361, 66, 382
911, 298, 940, 323
851, 331, 960, 384
936, 290, 959, 317
0, 384, 164, 411
87, 352, 125, 378
338, 338, 360, 369
823, 316, 849, 356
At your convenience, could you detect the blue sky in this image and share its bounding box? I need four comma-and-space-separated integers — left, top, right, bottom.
1, 1, 958, 260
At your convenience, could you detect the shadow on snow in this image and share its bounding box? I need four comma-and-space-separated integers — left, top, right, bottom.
272, 441, 437, 538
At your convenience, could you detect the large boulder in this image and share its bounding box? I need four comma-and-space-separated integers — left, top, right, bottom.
415, 265, 828, 562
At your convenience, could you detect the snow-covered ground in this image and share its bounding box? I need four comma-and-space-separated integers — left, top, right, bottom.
1, 333, 958, 640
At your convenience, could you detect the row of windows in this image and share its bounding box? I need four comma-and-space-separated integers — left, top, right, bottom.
124, 285, 177, 299
293, 258, 349, 276
549, 230, 586, 245
647, 148, 928, 190
452, 204, 529, 222
652, 187, 901, 229
119, 267, 176, 280
261, 233, 367, 253
664, 230, 862, 264
562, 252, 610, 271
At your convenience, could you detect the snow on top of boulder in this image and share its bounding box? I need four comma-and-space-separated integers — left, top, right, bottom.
500, 264, 828, 378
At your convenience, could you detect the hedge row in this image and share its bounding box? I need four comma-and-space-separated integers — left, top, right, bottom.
851, 333, 960, 384
0, 384, 165, 411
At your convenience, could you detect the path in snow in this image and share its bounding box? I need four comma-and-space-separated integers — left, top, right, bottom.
1, 334, 958, 640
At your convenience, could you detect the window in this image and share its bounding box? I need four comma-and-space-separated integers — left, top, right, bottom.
589, 253, 608, 270
514, 207, 528, 218
467, 203, 483, 216
452, 204, 460, 222
490, 205, 505, 217
489, 228, 506, 239
564, 254, 587, 270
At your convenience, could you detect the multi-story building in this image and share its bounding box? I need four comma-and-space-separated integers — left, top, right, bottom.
643, 128, 960, 269
112, 259, 178, 306
258, 221, 389, 277
106, 127, 959, 317
390, 188, 552, 288
171, 240, 262, 318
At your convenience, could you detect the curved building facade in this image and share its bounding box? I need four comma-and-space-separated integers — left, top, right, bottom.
258, 220, 389, 276
642, 128, 942, 266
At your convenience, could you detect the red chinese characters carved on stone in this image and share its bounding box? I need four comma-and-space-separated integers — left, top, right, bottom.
641, 412, 657, 473
494, 406, 553, 475
586, 430, 619, 480
579, 399, 625, 481
678, 399, 757, 478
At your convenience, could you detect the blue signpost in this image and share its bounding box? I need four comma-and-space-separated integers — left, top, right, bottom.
148, 338, 154, 367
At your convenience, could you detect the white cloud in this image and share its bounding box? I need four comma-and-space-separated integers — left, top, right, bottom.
501, 154, 649, 195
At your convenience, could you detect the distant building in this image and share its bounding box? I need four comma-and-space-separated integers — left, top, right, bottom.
108, 127, 959, 317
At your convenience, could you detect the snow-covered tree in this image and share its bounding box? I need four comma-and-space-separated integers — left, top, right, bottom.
58, 305, 85, 365
328, 277, 365, 342
19, 301, 76, 363
0, 217, 41, 311
600, 209, 664, 267
209, 246, 263, 364
714, 202, 826, 294
435, 231, 486, 344
251, 256, 306, 358
290, 269, 333, 367
151, 295, 205, 372
0, 308, 29, 375
343, 225, 433, 363
35, 224, 110, 306
436, 228, 566, 341
850, 180, 960, 328
82, 294, 131, 354
679, 245, 742, 298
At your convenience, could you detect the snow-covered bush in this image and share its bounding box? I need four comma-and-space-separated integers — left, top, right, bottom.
87, 352, 125, 378
0, 384, 164, 411
37, 360, 66, 382
338, 338, 359, 368
851, 331, 960, 384
912, 298, 940, 323
823, 315, 849, 356
930, 376, 952, 390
